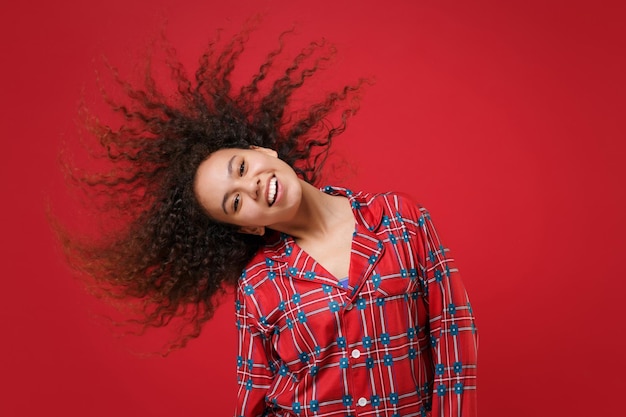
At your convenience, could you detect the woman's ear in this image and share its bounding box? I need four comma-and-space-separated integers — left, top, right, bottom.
250, 146, 278, 158
238, 226, 266, 236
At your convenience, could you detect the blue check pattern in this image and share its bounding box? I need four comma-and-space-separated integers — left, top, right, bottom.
235, 187, 478, 417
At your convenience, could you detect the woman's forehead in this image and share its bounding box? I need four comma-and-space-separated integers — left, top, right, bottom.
194, 150, 236, 212
198, 148, 241, 175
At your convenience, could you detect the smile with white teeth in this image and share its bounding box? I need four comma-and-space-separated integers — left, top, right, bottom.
268, 176, 277, 206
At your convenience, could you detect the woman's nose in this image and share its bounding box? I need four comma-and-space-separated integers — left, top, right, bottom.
241, 177, 261, 199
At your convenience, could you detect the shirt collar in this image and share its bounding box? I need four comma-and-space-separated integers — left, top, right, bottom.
320, 185, 383, 232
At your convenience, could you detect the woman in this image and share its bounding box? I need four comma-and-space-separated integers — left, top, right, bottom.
58, 26, 478, 417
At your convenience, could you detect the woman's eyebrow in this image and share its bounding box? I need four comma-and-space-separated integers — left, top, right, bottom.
227, 154, 236, 176
221, 154, 238, 214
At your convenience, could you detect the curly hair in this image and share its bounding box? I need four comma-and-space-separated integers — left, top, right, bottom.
54, 25, 365, 353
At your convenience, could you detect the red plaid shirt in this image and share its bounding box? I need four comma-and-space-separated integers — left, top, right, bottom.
235, 187, 478, 417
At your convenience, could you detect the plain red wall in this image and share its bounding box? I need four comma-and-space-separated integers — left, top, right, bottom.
1, 1, 624, 416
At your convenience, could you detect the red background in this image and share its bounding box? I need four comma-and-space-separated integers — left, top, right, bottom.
1, 0, 625, 416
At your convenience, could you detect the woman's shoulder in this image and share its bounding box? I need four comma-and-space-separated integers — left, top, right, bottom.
365, 190, 435, 231
330, 188, 427, 231
325, 186, 420, 210
362, 190, 424, 213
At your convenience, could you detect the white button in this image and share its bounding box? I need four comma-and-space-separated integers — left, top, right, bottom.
351, 349, 361, 359
357, 397, 368, 407
345, 303, 353, 311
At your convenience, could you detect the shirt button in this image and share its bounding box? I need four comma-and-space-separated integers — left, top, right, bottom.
351, 349, 361, 359
345, 303, 354, 311
357, 397, 368, 407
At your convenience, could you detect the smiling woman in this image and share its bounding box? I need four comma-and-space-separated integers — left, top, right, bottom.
54, 22, 477, 417
194, 147, 304, 231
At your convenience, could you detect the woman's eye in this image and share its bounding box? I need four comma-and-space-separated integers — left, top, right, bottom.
239, 161, 245, 176
233, 195, 241, 212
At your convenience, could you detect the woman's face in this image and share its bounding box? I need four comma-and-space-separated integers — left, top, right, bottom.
194, 147, 303, 233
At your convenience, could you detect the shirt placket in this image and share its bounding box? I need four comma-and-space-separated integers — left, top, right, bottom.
339, 223, 385, 414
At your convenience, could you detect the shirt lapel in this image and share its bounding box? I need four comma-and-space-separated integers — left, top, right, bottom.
262, 187, 386, 295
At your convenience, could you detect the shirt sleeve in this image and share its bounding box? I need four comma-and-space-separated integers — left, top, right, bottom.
415, 206, 478, 417
234, 283, 277, 417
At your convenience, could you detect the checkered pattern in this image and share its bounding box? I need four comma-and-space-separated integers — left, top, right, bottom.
235, 187, 478, 417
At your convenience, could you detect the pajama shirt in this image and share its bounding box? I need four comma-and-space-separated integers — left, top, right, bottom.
235, 186, 478, 417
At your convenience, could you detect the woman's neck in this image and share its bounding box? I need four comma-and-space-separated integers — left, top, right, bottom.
272, 181, 353, 240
